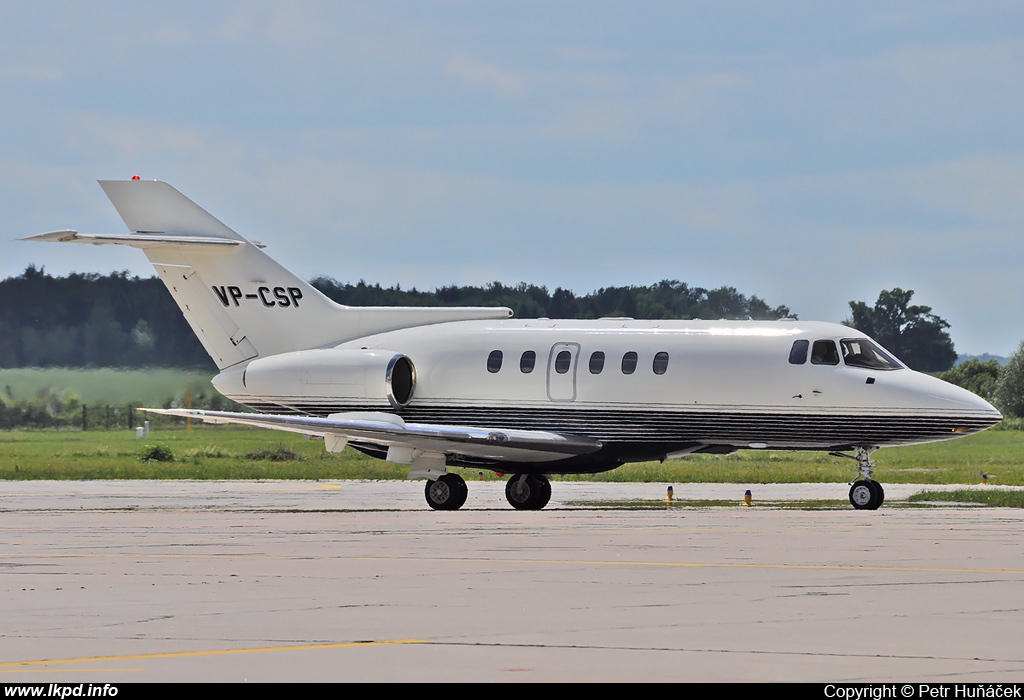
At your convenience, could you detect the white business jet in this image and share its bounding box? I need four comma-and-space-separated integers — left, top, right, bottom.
26, 180, 1002, 511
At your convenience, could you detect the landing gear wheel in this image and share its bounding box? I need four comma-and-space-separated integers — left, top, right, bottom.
849, 481, 873, 509
505, 474, 550, 510
833, 447, 884, 511
425, 473, 468, 511
849, 480, 883, 510
535, 475, 552, 509
450, 474, 468, 510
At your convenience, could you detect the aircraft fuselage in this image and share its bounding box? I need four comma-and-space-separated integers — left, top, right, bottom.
211, 318, 1000, 473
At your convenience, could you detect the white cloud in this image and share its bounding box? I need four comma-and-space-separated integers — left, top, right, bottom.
217, 0, 340, 46
903, 157, 1024, 224
445, 53, 530, 100
0, 64, 63, 82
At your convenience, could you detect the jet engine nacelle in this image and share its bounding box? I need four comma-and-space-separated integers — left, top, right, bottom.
213, 348, 416, 409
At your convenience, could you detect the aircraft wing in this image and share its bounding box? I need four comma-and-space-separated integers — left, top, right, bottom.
143, 408, 602, 463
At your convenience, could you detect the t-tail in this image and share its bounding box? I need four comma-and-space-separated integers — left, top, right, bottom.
25, 179, 512, 370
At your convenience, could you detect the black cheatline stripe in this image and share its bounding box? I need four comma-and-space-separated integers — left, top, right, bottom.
231, 401, 995, 447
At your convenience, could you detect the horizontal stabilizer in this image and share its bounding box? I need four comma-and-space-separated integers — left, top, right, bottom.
144, 408, 603, 463
21, 230, 241, 248
22, 230, 79, 243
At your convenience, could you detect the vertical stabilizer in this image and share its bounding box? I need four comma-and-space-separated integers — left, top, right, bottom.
99, 180, 247, 241
26, 179, 515, 370
94, 180, 354, 368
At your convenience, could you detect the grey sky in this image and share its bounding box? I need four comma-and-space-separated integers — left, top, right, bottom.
2, 2, 1022, 355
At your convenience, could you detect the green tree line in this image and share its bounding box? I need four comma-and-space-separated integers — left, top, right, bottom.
0, 265, 210, 368
311, 277, 793, 322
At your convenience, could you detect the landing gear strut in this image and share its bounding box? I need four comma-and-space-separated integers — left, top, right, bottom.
505, 473, 552, 510
425, 473, 468, 510
831, 446, 885, 510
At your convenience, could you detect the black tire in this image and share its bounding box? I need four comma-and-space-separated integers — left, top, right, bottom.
506, 474, 542, 510
849, 480, 882, 510
449, 474, 468, 510
535, 474, 552, 509
426, 473, 468, 510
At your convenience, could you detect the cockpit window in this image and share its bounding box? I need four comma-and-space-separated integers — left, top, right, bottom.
810, 340, 840, 366
789, 339, 809, 365
841, 338, 902, 370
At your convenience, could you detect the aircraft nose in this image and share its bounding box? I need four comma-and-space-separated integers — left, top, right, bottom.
978, 396, 1002, 421
927, 375, 1002, 424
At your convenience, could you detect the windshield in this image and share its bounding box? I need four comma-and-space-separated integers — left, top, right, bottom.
841, 338, 903, 370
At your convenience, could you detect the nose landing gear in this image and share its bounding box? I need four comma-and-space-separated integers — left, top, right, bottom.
832, 446, 885, 510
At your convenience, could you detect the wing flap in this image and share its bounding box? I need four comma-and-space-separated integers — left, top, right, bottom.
143, 408, 603, 463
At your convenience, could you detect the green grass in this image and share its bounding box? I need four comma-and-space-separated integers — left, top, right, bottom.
0, 367, 213, 405
994, 417, 1024, 431
0, 425, 1021, 484
0, 426, 404, 480
907, 489, 1024, 508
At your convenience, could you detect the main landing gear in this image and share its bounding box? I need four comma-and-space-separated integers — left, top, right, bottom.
423, 472, 553, 511
505, 473, 552, 510
424, 473, 468, 511
831, 446, 885, 511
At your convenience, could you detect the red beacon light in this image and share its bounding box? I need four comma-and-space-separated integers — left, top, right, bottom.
131, 175, 141, 180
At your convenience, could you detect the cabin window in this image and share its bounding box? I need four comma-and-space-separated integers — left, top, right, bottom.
554, 350, 572, 374
589, 351, 605, 374
621, 351, 638, 374
653, 352, 669, 375
841, 339, 902, 370
810, 340, 839, 366
520, 350, 536, 373
487, 350, 503, 373
789, 339, 809, 365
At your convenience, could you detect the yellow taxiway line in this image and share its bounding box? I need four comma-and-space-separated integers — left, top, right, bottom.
0, 639, 428, 670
